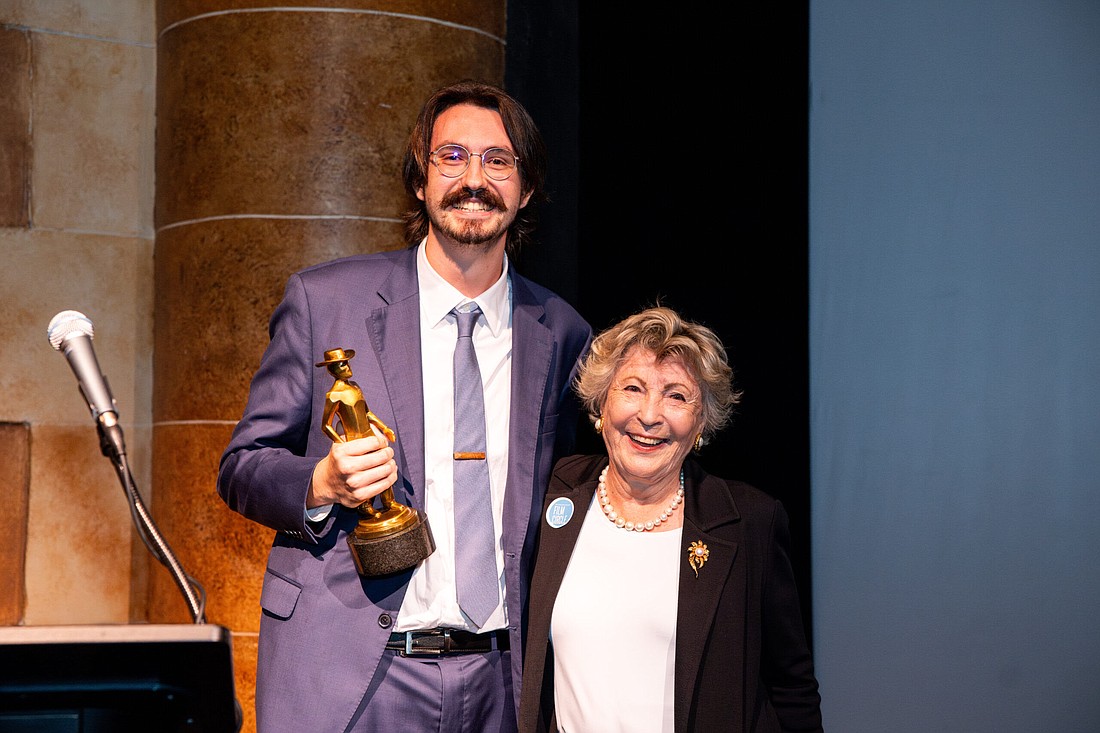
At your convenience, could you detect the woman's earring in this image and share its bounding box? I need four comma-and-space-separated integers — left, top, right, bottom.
594, 417, 603, 434
693, 433, 703, 451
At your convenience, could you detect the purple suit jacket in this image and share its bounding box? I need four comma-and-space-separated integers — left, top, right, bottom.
217, 246, 592, 732
518, 455, 823, 733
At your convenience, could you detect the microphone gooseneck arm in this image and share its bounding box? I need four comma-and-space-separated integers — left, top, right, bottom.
47, 310, 207, 624
111, 444, 207, 624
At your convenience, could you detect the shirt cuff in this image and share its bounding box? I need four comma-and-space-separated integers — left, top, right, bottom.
305, 503, 333, 523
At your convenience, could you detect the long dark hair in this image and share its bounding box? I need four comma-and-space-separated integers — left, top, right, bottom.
401, 79, 548, 258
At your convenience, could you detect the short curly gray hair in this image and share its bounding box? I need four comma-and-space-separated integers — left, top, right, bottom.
575, 306, 742, 445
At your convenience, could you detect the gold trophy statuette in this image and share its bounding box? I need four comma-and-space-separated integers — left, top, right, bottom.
316, 348, 435, 576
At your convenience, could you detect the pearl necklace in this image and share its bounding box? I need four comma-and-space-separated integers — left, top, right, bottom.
597, 465, 684, 532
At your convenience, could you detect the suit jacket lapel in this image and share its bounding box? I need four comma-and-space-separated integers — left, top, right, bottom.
367, 248, 426, 509
503, 274, 553, 554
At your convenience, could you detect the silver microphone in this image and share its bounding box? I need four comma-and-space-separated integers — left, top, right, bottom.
47, 310, 126, 458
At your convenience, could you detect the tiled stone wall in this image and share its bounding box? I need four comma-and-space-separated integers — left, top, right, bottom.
0, 2, 156, 626
0, 26, 29, 228
0, 423, 30, 626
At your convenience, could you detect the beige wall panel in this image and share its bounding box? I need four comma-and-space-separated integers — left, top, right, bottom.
0, 229, 153, 429
153, 218, 404, 422
228, 632, 259, 733
24, 425, 133, 625
31, 32, 155, 236
147, 423, 272, 627
157, 1, 504, 40
2, 228, 153, 624
0, 28, 30, 228
0, 423, 30, 625
0, 0, 155, 44
156, 10, 503, 226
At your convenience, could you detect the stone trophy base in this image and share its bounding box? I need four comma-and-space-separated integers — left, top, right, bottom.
347, 512, 435, 576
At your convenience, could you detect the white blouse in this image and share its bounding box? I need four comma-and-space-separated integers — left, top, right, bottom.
549, 493, 682, 733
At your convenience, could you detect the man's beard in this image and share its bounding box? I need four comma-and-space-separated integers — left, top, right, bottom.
429, 187, 513, 246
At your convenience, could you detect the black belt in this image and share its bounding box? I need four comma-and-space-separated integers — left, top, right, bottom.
386, 628, 510, 657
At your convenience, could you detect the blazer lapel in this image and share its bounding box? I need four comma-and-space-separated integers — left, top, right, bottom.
518, 456, 601, 733
532, 458, 598, 601
675, 464, 743, 733
503, 275, 553, 553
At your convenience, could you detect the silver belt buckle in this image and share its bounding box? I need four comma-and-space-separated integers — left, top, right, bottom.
404, 629, 450, 656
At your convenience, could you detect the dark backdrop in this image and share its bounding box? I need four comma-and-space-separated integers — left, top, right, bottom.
507, 3, 813, 640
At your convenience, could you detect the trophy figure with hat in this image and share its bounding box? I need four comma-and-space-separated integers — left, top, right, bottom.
316, 348, 435, 576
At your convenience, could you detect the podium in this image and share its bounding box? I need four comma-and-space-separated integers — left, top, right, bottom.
0, 624, 239, 733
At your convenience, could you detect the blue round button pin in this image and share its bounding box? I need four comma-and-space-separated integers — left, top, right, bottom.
545, 497, 574, 528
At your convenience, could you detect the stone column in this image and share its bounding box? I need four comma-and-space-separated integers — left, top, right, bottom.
152, 3, 505, 729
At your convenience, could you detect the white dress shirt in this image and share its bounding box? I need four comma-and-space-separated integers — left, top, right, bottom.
393, 242, 512, 632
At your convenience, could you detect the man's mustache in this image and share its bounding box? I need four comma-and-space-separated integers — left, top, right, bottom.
440, 186, 507, 211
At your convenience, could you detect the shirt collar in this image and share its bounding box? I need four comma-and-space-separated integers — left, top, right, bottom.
416, 240, 511, 335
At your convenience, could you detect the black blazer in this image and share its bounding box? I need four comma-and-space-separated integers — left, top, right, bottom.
519, 454, 823, 733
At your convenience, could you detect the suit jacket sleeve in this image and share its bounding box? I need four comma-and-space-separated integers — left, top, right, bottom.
216, 271, 329, 538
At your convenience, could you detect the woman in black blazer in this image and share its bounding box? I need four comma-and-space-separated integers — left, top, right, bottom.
519, 307, 822, 732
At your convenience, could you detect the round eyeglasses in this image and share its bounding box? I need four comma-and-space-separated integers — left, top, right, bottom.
429, 144, 519, 181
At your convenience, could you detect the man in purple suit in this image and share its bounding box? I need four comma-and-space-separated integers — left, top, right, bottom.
217, 80, 592, 732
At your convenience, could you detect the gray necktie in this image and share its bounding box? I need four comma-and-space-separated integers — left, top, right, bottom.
452, 305, 499, 628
